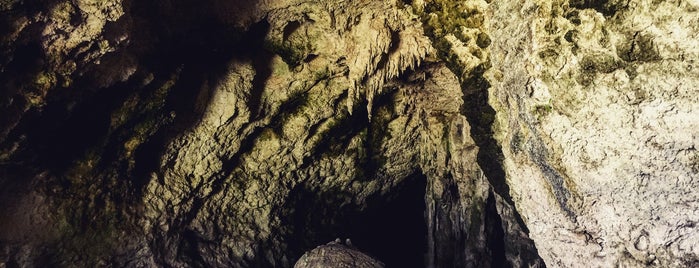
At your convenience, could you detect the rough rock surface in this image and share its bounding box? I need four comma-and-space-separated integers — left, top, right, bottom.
294, 239, 384, 268
0, 0, 697, 267
487, 0, 699, 267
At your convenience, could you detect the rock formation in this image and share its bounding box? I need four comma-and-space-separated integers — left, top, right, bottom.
0, 0, 696, 267
294, 239, 384, 268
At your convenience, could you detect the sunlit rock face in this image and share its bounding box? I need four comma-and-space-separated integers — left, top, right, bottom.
0, 0, 696, 267
487, 0, 699, 266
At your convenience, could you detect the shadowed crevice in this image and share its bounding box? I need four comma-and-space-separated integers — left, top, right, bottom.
248, 20, 274, 120
485, 190, 507, 268
459, 67, 546, 267
569, 0, 627, 17
459, 65, 528, 230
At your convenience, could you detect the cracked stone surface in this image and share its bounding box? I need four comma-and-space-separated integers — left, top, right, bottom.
1, 0, 697, 267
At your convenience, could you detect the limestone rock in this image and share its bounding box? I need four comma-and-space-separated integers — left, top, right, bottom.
487, 0, 699, 267
294, 239, 384, 268
0, 0, 696, 267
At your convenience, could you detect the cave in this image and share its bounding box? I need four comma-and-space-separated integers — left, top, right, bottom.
345, 173, 428, 267
284, 172, 428, 267
3, 0, 694, 266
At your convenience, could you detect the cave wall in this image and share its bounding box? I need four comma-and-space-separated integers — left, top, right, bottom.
486, 0, 699, 266
1, 0, 697, 267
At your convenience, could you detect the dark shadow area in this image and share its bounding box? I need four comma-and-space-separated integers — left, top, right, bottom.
16, 77, 134, 171
283, 172, 428, 267
569, 0, 625, 17
364, 88, 398, 181
177, 229, 208, 268
311, 100, 370, 157
347, 172, 428, 267
281, 184, 356, 265
0, 23, 48, 144
1, 0, 263, 177
428, 174, 467, 268
1, 0, 265, 265
484, 191, 507, 268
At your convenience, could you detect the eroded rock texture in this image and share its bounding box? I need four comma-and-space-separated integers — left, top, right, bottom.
294, 239, 384, 268
0, 0, 696, 267
488, 0, 699, 266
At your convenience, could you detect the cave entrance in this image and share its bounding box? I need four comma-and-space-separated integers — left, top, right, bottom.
284, 172, 428, 267
344, 172, 428, 267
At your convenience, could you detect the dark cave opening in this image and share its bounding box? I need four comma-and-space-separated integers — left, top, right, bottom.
346, 172, 428, 267
285, 172, 428, 267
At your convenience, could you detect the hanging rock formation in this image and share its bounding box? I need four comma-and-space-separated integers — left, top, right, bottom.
0, 0, 697, 267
